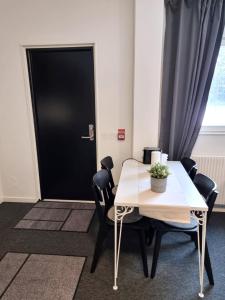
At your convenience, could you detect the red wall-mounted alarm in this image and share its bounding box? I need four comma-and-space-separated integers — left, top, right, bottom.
118, 129, 125, 140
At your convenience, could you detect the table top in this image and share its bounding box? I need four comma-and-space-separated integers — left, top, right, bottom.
114, 159, 208, 212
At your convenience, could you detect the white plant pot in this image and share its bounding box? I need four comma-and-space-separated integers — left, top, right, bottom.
151, 177, 167, 193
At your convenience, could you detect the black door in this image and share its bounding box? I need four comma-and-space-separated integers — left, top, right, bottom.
27, 47, 96, 200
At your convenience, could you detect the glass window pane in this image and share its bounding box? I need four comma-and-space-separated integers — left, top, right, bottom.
202, 43, 225, 126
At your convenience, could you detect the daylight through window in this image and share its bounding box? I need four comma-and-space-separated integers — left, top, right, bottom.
202, 38, 225, 127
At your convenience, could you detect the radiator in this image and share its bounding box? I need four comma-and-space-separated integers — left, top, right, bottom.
192, 156, 225, 206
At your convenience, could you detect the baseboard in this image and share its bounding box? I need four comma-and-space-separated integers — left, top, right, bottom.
2, 197, 94, 204
2, 196, 38, 203
1, 197, 225, 213
213, 206, 225, 213
44, 199, 94, 203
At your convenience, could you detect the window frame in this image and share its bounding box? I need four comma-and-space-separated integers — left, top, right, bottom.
200, 125, 225, 135
201, 36, 225, 134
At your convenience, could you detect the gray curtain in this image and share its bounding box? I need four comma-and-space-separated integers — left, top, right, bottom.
159, 0, 225, 160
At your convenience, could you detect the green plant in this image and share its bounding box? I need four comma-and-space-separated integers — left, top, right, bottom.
148, 163, 170, 179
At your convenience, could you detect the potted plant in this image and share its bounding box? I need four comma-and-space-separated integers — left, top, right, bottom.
148, 163, 170, 193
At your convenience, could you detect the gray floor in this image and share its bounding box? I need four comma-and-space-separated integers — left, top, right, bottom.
0, 202, 225, 300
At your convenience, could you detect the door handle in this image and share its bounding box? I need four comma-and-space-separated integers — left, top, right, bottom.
81, 124, 95, 141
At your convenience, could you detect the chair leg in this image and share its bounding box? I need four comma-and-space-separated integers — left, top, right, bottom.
204, 241, 214, 285
186, 231, 198, 249
192, 235, 198, 249
90, 226, 108, 273
138, 230, 149, 277
151, 230, 163, 279
146, 227, 155, 246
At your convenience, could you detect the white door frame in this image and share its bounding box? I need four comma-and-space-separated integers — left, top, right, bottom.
20, 42, 100, 201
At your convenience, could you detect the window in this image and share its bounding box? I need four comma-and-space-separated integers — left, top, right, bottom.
201, 37, 225, 133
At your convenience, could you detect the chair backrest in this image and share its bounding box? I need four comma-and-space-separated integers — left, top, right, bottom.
181, 157, 197, 180
92, 169, 114, 224
100, 156, 115, 189
193, 173, 218, 221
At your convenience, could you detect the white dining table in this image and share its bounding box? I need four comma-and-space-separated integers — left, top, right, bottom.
113, 159, 208, 298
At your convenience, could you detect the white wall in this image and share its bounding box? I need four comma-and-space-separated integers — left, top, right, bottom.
0, 0, 134, 201
133, 0, 164, 160
0, 134, 2, 203
1, 0, 224, 203
0, 171, 3, 204
193, 134, 225, 156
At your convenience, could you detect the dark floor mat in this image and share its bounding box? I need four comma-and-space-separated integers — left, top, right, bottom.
0, 252, 85, 300
14, 202, 95, 233
61, 210, 95, 232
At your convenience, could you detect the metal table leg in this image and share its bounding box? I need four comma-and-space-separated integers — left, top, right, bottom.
113, 205, 134, 291
191, 210, 207, 298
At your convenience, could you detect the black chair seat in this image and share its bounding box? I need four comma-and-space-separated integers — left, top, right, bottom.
107, 206, 142, 224
148, 173, 218, 285
105, 215, 150, 230
91, 169, 149, 277
162, 218, 198, 230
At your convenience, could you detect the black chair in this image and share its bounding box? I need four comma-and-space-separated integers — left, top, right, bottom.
101, 156, 117, 195
90, 169, 149, 277
181, 157, 197, 181
149, 173, 218, 284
